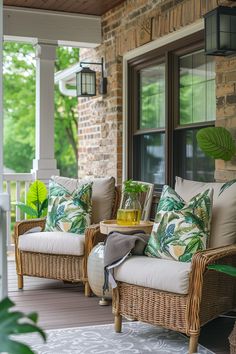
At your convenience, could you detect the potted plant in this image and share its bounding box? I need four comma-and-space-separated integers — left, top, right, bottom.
116, 179, 148, 226
0, 297, 46, 354
15, 180, 48, 219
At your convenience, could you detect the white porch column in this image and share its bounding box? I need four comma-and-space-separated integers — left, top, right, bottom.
32, 42, 59, 183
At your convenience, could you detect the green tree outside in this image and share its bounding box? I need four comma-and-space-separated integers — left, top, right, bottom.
3, 42, 79, 177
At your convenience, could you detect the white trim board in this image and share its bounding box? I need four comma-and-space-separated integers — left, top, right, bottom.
3, 6, 101, 48
122, 20, 204, 181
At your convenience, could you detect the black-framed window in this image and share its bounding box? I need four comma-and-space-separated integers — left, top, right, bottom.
128, 31, 216, 190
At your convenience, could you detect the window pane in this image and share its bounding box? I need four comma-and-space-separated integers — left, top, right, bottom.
175, 129, 215, 182
139, 64, 165, 129
179, 51, 216, 125
134, 133, 165, 187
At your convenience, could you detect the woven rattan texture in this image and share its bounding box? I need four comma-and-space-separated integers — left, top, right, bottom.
113, 244, 236, 351
21, 252, 84, 281
117, 283, 188, 333
200, 255, 236, 325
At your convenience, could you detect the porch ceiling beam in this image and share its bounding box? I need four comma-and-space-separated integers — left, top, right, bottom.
3, 6, 101, 47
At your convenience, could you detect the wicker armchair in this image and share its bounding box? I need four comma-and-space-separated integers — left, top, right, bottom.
112, 177, 236, 353
14, 184, 121, 297
113, 245, 236, 353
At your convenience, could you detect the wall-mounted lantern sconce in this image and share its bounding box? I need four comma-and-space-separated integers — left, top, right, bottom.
204, 6, 236, 56
76, 58, 107, 97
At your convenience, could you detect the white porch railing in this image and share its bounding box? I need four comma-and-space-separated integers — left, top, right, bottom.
3, 173, 34, 251
0, 192, 10, 298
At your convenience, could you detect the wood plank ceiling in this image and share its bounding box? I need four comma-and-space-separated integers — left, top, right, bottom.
3, 0, 126, 16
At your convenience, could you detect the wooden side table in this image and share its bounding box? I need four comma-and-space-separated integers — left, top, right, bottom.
100, 219, 154, 235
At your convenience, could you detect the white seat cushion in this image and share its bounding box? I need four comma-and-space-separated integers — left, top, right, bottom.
18, 232, 85, 256
114, 256, 192, 295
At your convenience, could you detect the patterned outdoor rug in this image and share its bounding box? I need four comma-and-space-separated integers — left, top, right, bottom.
19, 321, 214, 354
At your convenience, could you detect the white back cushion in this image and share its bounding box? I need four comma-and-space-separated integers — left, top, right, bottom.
175, 177, 236, 248
52, 176, 115, 224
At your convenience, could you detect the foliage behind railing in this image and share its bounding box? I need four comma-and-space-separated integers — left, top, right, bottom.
3, 173, 34, 250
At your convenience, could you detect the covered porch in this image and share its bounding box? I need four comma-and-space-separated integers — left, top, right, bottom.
1, 1, 236, 354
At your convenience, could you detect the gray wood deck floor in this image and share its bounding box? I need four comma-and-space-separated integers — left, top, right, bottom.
8, 260, 113, 330
8, 260, 233, 353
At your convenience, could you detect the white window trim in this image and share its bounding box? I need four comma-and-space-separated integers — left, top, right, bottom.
122, 19, 204, 181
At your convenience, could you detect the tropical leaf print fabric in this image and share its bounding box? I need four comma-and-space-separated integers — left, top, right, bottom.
45, 180, 93, 234
145, 185, 213, 262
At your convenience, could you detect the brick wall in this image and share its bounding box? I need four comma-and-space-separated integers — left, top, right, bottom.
78, 0, 236, 183
215, 56, 236, 181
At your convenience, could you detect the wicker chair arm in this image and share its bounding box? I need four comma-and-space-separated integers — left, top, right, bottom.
191, 244, 236, 272
84, 223, 106, 256
14, 218, 46, 240
187, 244, 236, 334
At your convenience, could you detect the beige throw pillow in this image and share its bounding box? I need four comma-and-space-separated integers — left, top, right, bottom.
52, 176, 115, 224
175, 177, 236, 248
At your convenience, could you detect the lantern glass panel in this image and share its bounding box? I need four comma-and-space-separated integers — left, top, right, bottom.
76, 69, 96, 97
82, 71, 96, 96
220, 14, 230, 32
231, 15, 236, 32
220, 32, 231, 49
205, 14, 217, 52
231, 33, 236, 50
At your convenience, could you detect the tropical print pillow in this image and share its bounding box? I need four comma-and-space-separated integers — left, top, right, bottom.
45, 180, 93, 234
145, 185, 213, 262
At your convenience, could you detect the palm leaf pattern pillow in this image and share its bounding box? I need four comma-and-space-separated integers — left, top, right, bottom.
45, 180, 93, 234
145, 185, 213, 262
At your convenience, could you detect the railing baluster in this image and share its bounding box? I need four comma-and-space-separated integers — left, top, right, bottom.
15, 181, 21, 221
24, 181, 30, 219
2, 173, 34, 251
6, 181, 11, 251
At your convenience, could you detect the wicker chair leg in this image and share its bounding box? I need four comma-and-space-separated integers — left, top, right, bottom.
84, 281, 92, 297
114, 314, 122, 333
189, 335, 199, 354
18, 275, 23, 289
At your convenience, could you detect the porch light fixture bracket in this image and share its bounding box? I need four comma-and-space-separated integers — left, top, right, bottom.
204, 6, 236, 56
76, 57, 107, 97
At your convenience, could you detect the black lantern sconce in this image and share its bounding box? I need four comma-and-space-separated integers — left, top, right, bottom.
204, 6, 236, 56
76, 58, 107, 97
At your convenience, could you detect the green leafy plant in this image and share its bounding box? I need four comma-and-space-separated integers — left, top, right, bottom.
0, 297, 46, 354
123, 179, 149, 195
16, 180, 48, 218
197, 126, 236, 195
208, 264, 236, 277
196, 126, 236, 161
